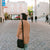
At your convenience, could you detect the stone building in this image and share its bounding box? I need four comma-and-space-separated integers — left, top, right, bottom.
33, 2, 49, 18
4, 1, 28, 19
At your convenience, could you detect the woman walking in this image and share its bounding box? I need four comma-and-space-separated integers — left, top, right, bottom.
16, 13, 30, 50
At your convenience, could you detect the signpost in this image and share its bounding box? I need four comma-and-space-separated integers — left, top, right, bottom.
2, 0, 5, 6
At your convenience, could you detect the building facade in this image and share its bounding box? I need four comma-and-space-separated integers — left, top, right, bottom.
34, 2, 49, 18
4, 1, 28, 15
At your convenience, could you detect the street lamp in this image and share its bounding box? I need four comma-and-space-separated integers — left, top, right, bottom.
35, 0, 37, 22
35, 0, 36, 16
49, 0, 50, 15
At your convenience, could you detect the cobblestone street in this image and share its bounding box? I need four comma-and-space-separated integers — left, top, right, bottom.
0, 20, 50, 50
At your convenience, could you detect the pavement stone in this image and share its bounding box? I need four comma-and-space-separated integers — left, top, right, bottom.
0, 20, 50, 50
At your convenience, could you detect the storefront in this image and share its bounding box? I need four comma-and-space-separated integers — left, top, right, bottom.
11, 14, 20, 20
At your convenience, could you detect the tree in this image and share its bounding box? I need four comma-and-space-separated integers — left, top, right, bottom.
4, 12, 8, 20
28, 6, 33, 16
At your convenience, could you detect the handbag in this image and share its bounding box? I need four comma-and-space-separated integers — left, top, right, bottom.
17, 20, 24, 48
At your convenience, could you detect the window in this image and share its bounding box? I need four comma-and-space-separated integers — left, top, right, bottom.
11, 8, 14, 12
17, 4, 20, 8
22, 4, 25, 7
43, 13, 45, 15
11, 4, 14, 7
38, 4, 40, 8
17, 10, 19, 13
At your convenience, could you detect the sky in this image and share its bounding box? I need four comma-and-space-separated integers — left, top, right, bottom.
5, 0, 49, 7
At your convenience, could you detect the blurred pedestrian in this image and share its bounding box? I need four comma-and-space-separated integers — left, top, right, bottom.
16, 13, 30, 50
31, 16, 33, 22
35, 16, 37, 22
46, 15, 48, 23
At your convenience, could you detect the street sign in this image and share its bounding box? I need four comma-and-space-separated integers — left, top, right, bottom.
4, 6, 8, 8
2, 0, 5, 6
